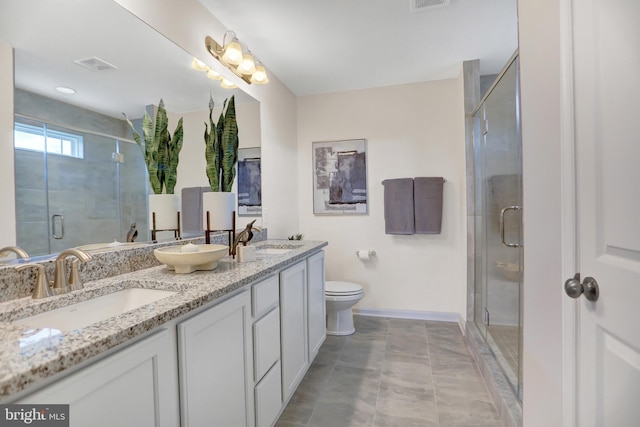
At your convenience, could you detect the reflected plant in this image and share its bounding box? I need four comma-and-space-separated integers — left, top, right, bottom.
204, 94, 238, 192
124, 99, 184, 194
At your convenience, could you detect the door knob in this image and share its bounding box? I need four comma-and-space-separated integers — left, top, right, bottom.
564, 273, 599, 301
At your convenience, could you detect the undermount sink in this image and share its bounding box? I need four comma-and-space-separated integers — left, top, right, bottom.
14, 288, 177, 331
255, 243, 302, 255
256, 248, 293, 255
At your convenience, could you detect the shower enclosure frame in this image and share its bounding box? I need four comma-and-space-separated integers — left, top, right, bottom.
463, 51, 524, 427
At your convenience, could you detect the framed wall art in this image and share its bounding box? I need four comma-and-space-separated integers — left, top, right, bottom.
312, 139, 367, 215
237, 147, 262, 216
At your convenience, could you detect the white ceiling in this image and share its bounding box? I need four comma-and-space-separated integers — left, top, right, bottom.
198, 0, 519, 96
0, 0, 518, 119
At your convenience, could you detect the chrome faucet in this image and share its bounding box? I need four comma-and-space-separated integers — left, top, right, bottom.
0, 246, 30, 261
15, 263, 52, 299
14, 248, 92, 299
52, 248, 93, 294
231, 220, 262, 257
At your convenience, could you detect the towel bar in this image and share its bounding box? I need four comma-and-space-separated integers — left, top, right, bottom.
380, 178, 446, 184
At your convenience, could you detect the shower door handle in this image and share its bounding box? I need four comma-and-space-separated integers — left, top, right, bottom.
51, 214, 65, 240
499, 206, 522, 248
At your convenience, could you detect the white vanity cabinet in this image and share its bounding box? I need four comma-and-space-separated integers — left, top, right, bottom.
279, 251, 327, 405
307, 250, 326, 361
10, 247, 327, 427
251, 275, 283, 427
17, 329, 180, 427
279, 260, 309, 402
177, 290, 254, 427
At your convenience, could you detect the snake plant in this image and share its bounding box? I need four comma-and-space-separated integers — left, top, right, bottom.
124, 99, 184, 194
204, 94, 239, 192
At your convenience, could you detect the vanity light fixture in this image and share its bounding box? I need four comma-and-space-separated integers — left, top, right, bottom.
204, 32, 269, 86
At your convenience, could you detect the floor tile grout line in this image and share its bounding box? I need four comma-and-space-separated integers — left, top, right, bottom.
425, 323, 442, 427
371, 317, 391, 427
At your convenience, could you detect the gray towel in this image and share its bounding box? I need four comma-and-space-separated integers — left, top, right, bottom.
382, 178, 415, 235
414, 177, 444, 234
181, 187, 212, 234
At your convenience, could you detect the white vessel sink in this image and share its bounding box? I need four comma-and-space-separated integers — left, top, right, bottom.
154, 244, 229, 273
15, 288, 177, 331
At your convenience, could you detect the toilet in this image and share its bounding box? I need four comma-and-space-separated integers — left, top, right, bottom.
325, 281, 365, 336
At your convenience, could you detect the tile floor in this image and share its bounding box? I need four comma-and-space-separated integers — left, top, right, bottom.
275, 316, 502, 427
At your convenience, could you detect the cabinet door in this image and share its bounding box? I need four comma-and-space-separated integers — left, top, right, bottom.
255, 361, 282, 427
254, 306, 281, 382
18, 329, 179, 427
178, 291, 254, 427
307, 250, 326, 361
280, 261, 308, 402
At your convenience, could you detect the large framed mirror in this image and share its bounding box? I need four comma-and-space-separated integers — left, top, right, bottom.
0, 0, 261, 257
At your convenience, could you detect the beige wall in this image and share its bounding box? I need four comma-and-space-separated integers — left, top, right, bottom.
297, 77, 467, 318
0, 41, 16, 247
518, 0, 564, 424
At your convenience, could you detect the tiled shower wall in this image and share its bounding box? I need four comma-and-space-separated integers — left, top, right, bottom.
14, 90, 148, 256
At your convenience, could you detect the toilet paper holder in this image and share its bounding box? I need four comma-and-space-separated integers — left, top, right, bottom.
355, 250, 376, 259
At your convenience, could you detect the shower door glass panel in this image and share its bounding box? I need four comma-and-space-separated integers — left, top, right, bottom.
118, 140, 149, 242
473, 57, 523, 400
46, 124, 120, 254
484, 59, 522, 398
14, 119, 148, 256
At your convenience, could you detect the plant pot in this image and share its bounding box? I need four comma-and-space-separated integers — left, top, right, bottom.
202, 192, 236, 231
148, 194, 180, 230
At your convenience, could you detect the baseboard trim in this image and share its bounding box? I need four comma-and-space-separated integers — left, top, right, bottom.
353, 308, 460, 323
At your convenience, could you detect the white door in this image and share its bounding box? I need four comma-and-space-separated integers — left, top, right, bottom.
569, 0, 640, 425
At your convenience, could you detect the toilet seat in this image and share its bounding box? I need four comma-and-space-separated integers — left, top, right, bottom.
325, 281, 363, 297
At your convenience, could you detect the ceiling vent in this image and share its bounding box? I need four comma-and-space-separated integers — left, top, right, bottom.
410, 0, 451, 11
73, 57, 118, 72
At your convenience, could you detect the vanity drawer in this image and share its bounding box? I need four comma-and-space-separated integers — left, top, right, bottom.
253, 307, 280, 381
252, 275, 279, 318
254, 361, 282, 427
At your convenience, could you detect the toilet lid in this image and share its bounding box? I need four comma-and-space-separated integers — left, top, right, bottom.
325, 281, 363, 295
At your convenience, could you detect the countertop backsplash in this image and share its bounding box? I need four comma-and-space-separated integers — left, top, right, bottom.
0, 229, 267, 304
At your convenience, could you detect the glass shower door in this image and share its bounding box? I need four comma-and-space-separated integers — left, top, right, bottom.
473, 56, 523, 399
45, 125, 120, 253
14, 119, 149, 256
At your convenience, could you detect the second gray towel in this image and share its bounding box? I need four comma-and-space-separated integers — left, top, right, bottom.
414, 177, 444, 234
382, 178, 415, 235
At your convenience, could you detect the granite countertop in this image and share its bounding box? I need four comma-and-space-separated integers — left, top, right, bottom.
0, 240, 327, 401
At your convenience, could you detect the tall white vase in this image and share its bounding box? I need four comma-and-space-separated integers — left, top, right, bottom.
202, 192, 236, 231
148, 194, 181, 230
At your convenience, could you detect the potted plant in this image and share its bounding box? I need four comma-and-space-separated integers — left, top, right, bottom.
202, 94, 239, 231
124, 99, 184, 231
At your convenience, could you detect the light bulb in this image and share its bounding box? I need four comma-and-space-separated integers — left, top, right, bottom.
191, 57, 208, 71
221, 40, 243, 65
221, 78, 237, 89
206, 69, 222, 80
250, 65, 269, 84
237, 53, 256, 75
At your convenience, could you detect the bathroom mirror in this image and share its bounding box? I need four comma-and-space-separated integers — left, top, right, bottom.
0, 0, 261, 256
